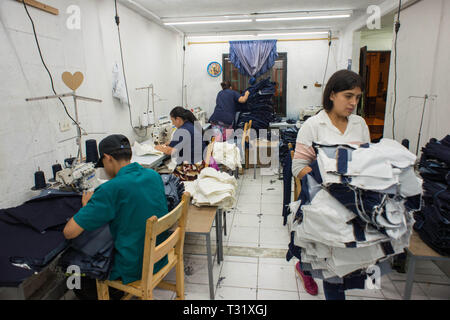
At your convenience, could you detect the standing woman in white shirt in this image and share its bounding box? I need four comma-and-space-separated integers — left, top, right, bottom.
292, 70, 370, 300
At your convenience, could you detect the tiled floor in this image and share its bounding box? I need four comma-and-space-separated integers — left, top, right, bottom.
62, 169, 450, 300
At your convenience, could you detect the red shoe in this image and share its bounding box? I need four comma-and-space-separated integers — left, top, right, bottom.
295, 261, 318, 296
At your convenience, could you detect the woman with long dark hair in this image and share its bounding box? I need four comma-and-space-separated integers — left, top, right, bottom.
291, 70, 370, 300
155, 106, 207, 180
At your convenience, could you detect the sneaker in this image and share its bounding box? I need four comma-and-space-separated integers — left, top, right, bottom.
295, 261, 318, 296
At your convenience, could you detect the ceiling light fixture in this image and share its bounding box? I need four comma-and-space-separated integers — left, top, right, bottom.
164, 19, 252, 26
256, 14, 350, 22
257, 31, 330, 36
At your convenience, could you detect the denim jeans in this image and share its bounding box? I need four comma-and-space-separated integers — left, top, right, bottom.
323, 281, 346, 300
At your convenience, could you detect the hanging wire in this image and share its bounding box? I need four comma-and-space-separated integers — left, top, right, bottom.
22, 1, 86, 137
114, 0, 148, 138
391, 0, 402, 140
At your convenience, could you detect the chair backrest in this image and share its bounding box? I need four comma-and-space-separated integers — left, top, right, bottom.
141, 192, 190, 291
288, 143, 295, 160
205, 137, 215, 167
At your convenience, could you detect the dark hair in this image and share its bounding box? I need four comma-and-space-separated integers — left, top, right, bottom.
221, 81, 231, 90
323, 70, 365, 111
108, 148, 132, 162
170, 106, 197, 124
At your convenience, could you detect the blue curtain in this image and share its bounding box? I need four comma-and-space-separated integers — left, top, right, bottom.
229, 40, 278, 79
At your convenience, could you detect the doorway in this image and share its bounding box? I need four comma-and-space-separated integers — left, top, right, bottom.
358, 47, 391, 142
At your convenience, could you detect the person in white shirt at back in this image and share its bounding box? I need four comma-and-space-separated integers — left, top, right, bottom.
292, 69, 370, 300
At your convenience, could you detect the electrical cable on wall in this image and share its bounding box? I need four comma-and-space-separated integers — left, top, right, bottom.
391, 0, 402, 140
321, 30, 332, 96
114, 0, 148, 138
22, 1, 86, 159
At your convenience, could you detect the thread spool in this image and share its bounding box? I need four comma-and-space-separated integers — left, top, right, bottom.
31, 170, 50, 190
64, 157, 76, 168
85, 139, 99, 163
402, 139, 410, 150
49, 163, 63, 182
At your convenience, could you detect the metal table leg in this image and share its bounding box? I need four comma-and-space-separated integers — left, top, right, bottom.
403, 253, 416, 300
223, 210, 227, 237
205, 233, 215, 300
216, 209, 224, 264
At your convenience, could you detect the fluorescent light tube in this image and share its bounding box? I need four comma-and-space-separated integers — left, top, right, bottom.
257, 31, 329, 36
164, 19, 252, 25
256, 14, 350, 22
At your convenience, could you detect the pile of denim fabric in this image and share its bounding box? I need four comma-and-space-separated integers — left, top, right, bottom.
235, 78, 277, 131
414, 135, 450, 256
286, 139, 423, 282
0, 190, 82, 286
160, 174, 185, 212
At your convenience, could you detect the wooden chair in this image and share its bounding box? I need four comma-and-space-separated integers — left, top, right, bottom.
288, 143, 301, 201
205, 137, 215, 167
96, 193, 190, 300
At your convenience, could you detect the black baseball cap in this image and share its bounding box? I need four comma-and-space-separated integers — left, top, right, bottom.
95, 134, 131, 168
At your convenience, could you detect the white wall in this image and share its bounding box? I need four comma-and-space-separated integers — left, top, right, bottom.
184, 34, 340, 120
360, 28, 393, 51
0, 0, 182, 208
383, 0, 450, 154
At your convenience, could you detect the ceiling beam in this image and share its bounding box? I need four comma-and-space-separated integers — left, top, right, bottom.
15, 0, 59, 15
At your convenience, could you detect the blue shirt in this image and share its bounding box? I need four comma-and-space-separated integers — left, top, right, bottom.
169, 121, 206, 164
209, 89, 242, 126
73, 162, 169, 284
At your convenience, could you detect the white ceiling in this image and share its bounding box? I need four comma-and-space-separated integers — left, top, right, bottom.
124, 0, 391, 35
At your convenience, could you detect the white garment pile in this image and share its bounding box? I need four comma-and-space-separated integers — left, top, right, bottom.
133, 141, 164, 156
288, 139, 422, 280
183, 167, 237, 209
212, 142, 242, 170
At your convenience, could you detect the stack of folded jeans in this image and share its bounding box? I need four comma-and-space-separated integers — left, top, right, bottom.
286, 139, 422, 282
236, 78, 277, 131
280, 127, 300, 225
414, 135, 450, 256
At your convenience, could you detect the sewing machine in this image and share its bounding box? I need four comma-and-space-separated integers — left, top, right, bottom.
193, 107, 207, 127
56, 162, 101, 192
151, 115, 174, 145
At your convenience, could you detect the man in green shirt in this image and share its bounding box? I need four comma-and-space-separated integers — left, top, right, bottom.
63, 134, 169, 299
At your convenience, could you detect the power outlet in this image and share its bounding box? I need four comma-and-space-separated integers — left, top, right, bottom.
59, 121, 71, 132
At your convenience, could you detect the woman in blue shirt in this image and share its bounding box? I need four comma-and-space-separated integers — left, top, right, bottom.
209, 81, 250, 141
155, 107, 207, 180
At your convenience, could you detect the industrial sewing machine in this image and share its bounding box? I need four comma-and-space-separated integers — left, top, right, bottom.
56, 162, 102, 192
151, 115, 174, 145
192, 107, 207, 127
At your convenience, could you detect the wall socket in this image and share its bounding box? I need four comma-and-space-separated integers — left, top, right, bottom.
59, 121, 71, 132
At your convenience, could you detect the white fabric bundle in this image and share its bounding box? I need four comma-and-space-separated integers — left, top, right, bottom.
212, 142, 242, 170
133, 141, 164, 156
183, 167, 237, 209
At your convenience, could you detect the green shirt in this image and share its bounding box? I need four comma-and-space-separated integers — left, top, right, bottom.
73, 162, 169, 284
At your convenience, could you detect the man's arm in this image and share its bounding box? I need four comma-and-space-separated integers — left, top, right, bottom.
238, 91, 250, 104
63, 218, 84, 239
63, 191, 93, 239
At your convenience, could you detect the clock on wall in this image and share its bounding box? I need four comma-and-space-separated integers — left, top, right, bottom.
207, 61, 222, 77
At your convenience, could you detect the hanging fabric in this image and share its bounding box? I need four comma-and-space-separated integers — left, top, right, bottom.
229, 40, 278, 80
